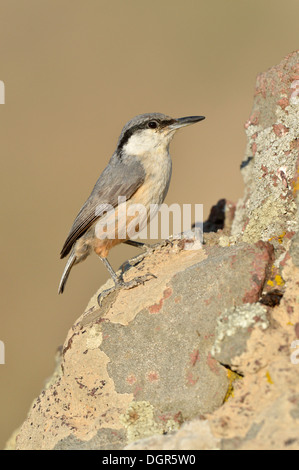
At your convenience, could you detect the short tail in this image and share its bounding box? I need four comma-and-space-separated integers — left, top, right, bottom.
58, 251, 76, 294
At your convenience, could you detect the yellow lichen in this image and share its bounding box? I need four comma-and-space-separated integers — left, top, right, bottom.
268, 232, 286, 244
223, 369, 242, 403
292, 175, 299, 196
278, 232, 286, 244
266, 371, 274, 385
266, 266, 285, 288
275, 274, 285, 286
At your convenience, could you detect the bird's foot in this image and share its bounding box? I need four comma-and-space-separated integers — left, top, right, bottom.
97, 272, 156, 306
97, 285, 118, 307
162, 238, 174, 247
146, 238, 174, 251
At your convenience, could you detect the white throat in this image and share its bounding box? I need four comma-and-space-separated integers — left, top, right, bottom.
123, 128, 173, 205
123, 128, 175, 158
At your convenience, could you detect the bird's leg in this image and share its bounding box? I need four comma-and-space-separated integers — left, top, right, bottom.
100, 256, 120, 284
97, 256, 156, 306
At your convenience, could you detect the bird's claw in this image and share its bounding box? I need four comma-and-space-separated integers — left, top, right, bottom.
118, 272, 156, 290
97, 286, 117, 307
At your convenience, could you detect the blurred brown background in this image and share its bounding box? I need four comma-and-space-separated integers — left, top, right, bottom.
0, 0, 298, 448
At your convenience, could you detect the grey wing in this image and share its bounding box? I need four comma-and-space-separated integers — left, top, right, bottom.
60, 154, 145, 258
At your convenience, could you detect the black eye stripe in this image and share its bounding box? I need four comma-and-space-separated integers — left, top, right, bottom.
117, 118, 176, 151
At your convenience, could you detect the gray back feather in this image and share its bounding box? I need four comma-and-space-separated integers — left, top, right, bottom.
60, 153, 145, 258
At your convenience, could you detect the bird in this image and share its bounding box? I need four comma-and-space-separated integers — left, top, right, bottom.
58, 113, 205, 304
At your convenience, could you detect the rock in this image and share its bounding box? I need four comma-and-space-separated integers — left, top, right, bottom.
290, 231, 299, 267
128, 258, 299, 451
211, 303, 269, 370
125, 419, 221, 451
208, 257, 299, 450
232, 50, 299, 244
13, 240, 272, 450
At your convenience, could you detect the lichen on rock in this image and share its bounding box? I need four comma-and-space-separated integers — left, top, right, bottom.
211, 303, 269, 367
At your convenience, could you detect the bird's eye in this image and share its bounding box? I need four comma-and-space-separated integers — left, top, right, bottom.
148, 121, 158, 129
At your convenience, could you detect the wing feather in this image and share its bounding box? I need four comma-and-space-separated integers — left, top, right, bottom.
60, 154, 145, 258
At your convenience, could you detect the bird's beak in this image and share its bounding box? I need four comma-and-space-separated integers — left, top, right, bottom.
168, 115, 205, 130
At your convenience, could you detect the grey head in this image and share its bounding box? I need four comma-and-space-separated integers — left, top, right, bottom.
116, 112, 205, 156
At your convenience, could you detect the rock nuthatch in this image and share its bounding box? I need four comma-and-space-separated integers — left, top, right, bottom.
59, 113, 205, 302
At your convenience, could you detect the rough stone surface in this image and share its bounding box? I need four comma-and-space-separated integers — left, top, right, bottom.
13, 240, 272, 450
125, 419, 221, 451
127, 258, 299, 451
232, 50, 299, 244
7, 51, 299, 451
211, 303, 269, 369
